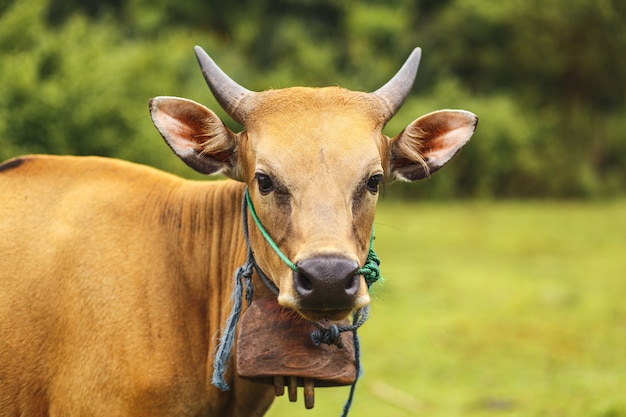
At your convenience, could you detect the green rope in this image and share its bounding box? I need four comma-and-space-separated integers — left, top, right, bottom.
245, 190, 298, 271
359, 245, 382, 288
244, 189, 382, 287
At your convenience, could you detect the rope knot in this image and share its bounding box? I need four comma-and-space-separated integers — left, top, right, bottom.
358, 248, 382, 287
235, 259, 255, 305
311, 323, 344, 348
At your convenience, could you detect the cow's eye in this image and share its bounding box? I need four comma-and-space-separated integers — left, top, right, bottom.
367, 174, 383, 194
256, 173, 275, 195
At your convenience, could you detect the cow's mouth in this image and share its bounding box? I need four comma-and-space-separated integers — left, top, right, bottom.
277, 291, 365, 323
298, 308, 353, 322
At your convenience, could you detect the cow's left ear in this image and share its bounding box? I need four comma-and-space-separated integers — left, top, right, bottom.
389, 110, 478, 181
150, 96, 241, 179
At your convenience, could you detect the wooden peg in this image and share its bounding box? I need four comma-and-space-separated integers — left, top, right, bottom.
273, 376, 285, 396
303, 378, 315, 409
288, 376, 298, 402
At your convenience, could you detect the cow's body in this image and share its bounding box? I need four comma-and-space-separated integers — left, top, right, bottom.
0, 46, 477, 416
0, 156, 274, 416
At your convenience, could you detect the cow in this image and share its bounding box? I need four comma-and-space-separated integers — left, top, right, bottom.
0, 46, 477, 416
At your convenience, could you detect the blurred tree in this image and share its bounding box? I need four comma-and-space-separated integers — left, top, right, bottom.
425, 0, 626, 109
412, 0, 626, 197
0, 0, 213, 177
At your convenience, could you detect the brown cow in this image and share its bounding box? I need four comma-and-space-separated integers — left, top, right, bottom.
0, 46, 477, 416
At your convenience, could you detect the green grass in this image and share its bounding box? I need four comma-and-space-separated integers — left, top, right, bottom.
267, 200, 626, 417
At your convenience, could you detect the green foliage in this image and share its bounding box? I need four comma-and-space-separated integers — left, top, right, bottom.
0, 0, 219, 177
1, 0, 625, 197
417, 0, 626, 198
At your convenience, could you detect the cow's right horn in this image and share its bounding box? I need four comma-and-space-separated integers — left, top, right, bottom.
194, 46, 255, 125
372, 47, 422, 123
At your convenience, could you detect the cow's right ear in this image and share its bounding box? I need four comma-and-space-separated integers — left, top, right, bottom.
149, 96, 241, 179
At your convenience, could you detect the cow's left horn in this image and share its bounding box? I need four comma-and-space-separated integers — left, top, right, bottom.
372, 47, 422, 122
194, 46, 255, 125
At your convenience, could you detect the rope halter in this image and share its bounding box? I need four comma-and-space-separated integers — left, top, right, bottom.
212, 187, 383, 417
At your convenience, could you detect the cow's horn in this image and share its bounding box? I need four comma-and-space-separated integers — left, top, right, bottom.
372, 47, 422, 122
194, 46, 255, 125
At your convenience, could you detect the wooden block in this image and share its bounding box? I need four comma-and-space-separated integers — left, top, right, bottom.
236, 298, 357, 387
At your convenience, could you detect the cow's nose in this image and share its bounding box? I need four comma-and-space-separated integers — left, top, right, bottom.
293, 256, 360, 310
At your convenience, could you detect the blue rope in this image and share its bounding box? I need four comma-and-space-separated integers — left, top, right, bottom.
341, 310, 365, 417
310, 305, 369, 348
211, 198, 255, 391
212, 188, 382, 416
310, 306, 368, 417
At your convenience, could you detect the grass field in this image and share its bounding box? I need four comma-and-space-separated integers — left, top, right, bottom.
267, 200, 626, 417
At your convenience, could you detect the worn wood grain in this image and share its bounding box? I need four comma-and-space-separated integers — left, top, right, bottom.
237, 298, 357, 388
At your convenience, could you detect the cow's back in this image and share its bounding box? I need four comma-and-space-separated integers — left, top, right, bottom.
0, 155, 273, 416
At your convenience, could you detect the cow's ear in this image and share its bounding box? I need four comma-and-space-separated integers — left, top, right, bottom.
150, 96, 241, 179
390, 110, 478, 181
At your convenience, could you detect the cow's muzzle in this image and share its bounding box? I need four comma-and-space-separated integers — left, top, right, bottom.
293, 256, 360, 315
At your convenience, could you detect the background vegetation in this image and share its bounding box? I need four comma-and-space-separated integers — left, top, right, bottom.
1, 0, 625, 198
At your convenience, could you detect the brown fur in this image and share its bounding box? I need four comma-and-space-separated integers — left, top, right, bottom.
0, 155, 274, 416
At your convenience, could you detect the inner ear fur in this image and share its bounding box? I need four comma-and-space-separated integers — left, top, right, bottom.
390, 109, 478, 181
149, 96, 241, 178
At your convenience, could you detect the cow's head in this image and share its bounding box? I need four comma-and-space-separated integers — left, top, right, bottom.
150, 46, 477, 322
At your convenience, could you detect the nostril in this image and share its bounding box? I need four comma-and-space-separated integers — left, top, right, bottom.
344, 274, 360, 295
294, 272, 313, 294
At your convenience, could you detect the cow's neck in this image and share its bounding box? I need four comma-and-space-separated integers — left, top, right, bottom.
161, 179, 247, 326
